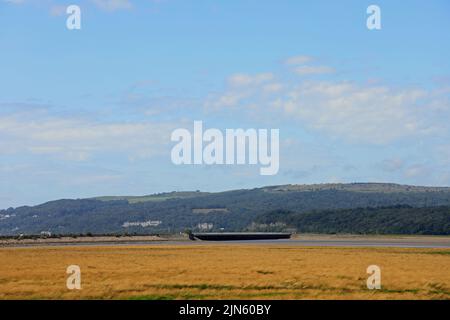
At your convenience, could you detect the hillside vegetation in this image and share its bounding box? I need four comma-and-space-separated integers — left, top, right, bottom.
253, 205, 450, 235
1, 183, 450, 235
92, 191, 210, 204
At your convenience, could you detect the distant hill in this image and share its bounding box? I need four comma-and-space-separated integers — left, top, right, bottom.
1, 183, 450, 235
92, 191, 210, 204
252, 205, 450, 235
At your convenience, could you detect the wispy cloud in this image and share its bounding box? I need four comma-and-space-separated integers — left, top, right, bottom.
0, 112, 175, 161
276, 81, 439, 144
293, 65, 335, 75
205, 59, 449, 145
227, 73, 274, 87
284, 55, 335, 75
284, 55, 313, 65
404, 164, 430, 179
49, 5, 66, 16
91, 0, 133, 11
2, 0, 25, 4
3, 0, 137, 13
379, 158, 405, 172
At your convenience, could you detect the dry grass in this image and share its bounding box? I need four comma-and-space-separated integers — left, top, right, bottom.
0, 245, 449, 300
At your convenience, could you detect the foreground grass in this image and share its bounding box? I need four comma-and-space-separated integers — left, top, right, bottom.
0, 245, 449, 299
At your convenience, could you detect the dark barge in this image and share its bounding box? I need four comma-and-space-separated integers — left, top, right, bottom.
189, 232, 292, 241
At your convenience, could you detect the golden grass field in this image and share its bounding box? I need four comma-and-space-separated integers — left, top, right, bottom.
0, 245, 449, 300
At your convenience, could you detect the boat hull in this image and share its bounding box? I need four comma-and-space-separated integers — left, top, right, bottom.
190, 232, 291, 241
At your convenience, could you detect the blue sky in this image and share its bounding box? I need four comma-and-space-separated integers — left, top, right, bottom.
1, 0, 450, 208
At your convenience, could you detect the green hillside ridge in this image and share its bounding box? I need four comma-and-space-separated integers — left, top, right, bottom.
92, 191, 210, 204
252, 205, 450, 235
1, 183, 450, 236
263, 183, 450, 193
93, 183, 450, 204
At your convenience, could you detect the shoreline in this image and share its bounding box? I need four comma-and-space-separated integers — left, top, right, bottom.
1, 233, 450, 248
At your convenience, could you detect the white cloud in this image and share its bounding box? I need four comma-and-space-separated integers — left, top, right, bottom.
206, 70, 449, 144
0, 113, 174, 161
284, 55, 335, 76
262, 83, 283, 93
91, 0, 132, 11
2, 0, 25, 4
404, 164, 430, 179
284, 55, 313, 65
380, 158, 405, 172
205, 73, 278, 109
294, 65, 335, 75
49, 5, 66, 16
3, 0, 135, 12
227, 73, 274, 87
276, 81, 440, 144
213, 92, 247, 108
